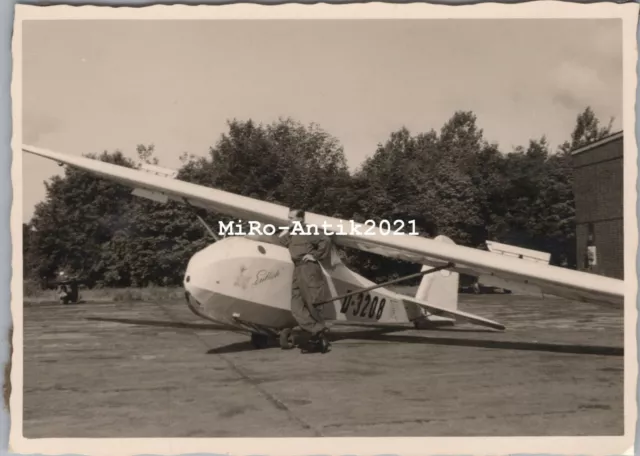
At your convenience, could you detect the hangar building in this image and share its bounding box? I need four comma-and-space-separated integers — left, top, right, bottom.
571, 131, 624, 280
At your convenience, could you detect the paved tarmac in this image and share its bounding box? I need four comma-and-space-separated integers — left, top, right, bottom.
23, 293, 623, 437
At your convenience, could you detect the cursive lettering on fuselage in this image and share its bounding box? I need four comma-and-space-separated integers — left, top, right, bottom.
253, 269, 280, 286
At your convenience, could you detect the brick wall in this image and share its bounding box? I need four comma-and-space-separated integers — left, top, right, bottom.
572, 135, 624, 280
576, 218, 624, 279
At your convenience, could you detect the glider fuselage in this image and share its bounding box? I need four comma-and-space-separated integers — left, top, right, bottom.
182, 236, 429, 336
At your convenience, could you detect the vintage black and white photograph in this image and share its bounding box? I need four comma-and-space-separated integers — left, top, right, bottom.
10, 3, 638, 455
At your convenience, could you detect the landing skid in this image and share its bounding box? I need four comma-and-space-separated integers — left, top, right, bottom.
248, 325, 330, 353
248, 328, 313, 351
278, 328, 331, 354
249, 327, 298, 350
230, 313, 294, 350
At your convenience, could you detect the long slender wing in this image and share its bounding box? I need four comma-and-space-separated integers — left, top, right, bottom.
23, 145, 624, 308
23, 145, 291, 226
330, 230, 623, 307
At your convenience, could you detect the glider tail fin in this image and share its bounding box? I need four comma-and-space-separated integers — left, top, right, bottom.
413, 235, 460, 327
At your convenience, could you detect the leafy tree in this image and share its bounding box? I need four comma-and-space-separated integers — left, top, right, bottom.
27, 151, 137, 285
565, 106, 614, 151
346, 128, 430, 280
207, 118, 351, 213
97, 145, 213, 287
348, 112, 501, 280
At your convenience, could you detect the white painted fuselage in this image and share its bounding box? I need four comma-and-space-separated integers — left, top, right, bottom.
183, 235, 436, 336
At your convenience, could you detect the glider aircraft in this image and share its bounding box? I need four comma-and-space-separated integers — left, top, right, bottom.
22, 145, 625, 350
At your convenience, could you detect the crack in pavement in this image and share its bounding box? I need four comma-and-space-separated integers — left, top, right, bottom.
155, 302, 324, 437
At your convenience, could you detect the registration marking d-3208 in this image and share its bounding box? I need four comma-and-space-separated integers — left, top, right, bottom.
340, 290, 387, 321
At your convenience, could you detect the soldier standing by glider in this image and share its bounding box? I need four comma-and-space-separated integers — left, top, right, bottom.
281, 208, 333, 354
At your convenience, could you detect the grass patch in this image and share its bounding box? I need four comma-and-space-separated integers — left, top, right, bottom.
23, 283, 184, 303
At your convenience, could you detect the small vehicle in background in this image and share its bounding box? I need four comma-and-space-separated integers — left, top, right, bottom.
52, 271, 82, 304
458, 240, 552, 295
459, 281, 512, 294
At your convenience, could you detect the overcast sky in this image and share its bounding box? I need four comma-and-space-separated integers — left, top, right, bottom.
21, 19, 622, 222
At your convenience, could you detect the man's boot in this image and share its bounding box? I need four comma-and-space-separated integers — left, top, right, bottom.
318, 329, 332, 353
302, 329, 331, 354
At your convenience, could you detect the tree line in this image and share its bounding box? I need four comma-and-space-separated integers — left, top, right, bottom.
23, 107, 613, 288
